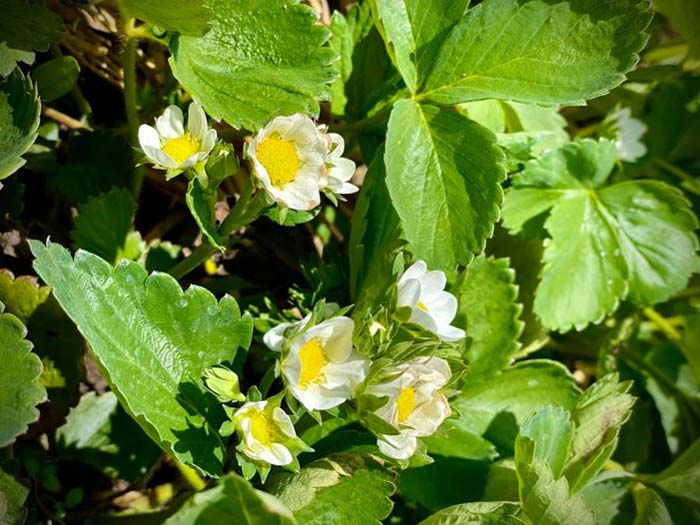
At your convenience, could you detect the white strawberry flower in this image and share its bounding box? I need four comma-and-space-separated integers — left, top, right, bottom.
138, 102, 217, 174
366, 356, 452, 460
233, 399, 303, 466
605, 106, 647, 163
280, 316, 369, 411
247, 114, 326, 211
397, 261, 465, 342
319, 132, 358, 196
262, 303, 339, 352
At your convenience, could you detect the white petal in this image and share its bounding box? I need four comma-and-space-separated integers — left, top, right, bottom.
378, 434, 417, 460
201, 128, 217, 154
397, 279, 421, 308
326, 132, 345, 158
301, 316, 354, 362
156, 105, 185, 138
399, 261, 427, 286
138, 125, 161, 149
143, 145, 179, 169
179, 153, 201, 169
419, 270, 447, 297
336, 181, 359, 194
436, 324, 466, 342
409, 307, 439, 333
272, 407, 297, 438
263, 321, 297, 351
187, 102, 207, 139
425, 292, 458, 325
328, 157, 356, 184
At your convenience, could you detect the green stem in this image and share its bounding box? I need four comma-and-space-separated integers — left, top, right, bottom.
642, 306, 682, 342
168, 180, 258, 279
122, 26, 144, 198
653, 158, 700, 194
174, 459, 206, 491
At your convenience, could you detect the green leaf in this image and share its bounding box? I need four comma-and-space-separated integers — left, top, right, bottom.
419, 0, 651, 106
564, 374, 635, 492
579, 474, 636, 525
0, 69, 40, 182
0, 43, 34, 78
0, 271, 50, 323
419, 501, 524, 525
515, 437, 595, 525
30, 241, 253, 475
349, 147, 403, 311
268, 453, 394, 525
165, 473, 296, 525
170, 0, 336, 130
631, 485, 672, 525
33, 56, 80, 102
71, 188, 135, 264
119, 0, 211, 36
0, 306, 46, 447
644, 437, 700, 505
453, 360, 580, 453
0, 467, 28, 525
186, 178, 224, 252
453, 256, 524, 380
502, 139, 700, 331
384, 99, 505, 274
0, 0, 63, 53
56, 391, 161, 480
520, 406, 574, 479
369, 0, 469, 93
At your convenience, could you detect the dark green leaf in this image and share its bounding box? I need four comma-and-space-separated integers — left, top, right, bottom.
186, 178, 224, 251
419, 501, 524, 525
0, 467, 28, 525
33, 56, 80, 102
644, 437, 700, 505
0, 0, 63, 53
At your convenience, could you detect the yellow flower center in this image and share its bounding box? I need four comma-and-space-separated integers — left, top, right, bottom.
417, 301, 428, 312
248, 410, 276, 446
161, 133, 200, 164
256, 134, 300, 188
396, 387, 416, 424
298, 338, 327, 387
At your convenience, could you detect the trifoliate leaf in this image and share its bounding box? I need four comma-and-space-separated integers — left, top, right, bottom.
0, 69, 40, 182
515, 436, 596, 525
349, 147, 403, 313
384, 99, 505, 275
0, 467, 28, 525
419, 501, 524, 525
165, 473, 296, 525
0, 0, 64, 54
368, 0, 470, 93
643, 437, 700, 505
502, 139, 700, 332
631, 484, 672, 525
56, 392, 161, 481
0, 306, 46, 447
32, 56, 80, 102
119, 0, 211, 37
0, 271, 50, 323
453, 256, 524, 380
564, 374, 635, 492
31, 241, 254, 475
453, 360, 580, 453
170, 0, 337, 130
419, 0, 651, 106
267, 453, 394, 525
185, 178, 224, 252
71, 188, 135, 264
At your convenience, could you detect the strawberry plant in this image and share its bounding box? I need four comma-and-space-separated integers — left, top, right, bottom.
1, 0, 699, 523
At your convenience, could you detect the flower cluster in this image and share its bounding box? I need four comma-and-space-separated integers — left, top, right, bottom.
139, 104, 357, 212
206, 259, 465, 475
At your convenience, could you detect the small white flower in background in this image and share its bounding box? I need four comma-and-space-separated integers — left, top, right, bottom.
366, 356, 452, 460
605, 106, 647, 163
262, 303, 339, 352
397, 261, 465, 342
233, 400, 303, 466
281, 317, 369, 411
138, 102, 217, 174
319, 131, 358, 197
247, 113, 326, 211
